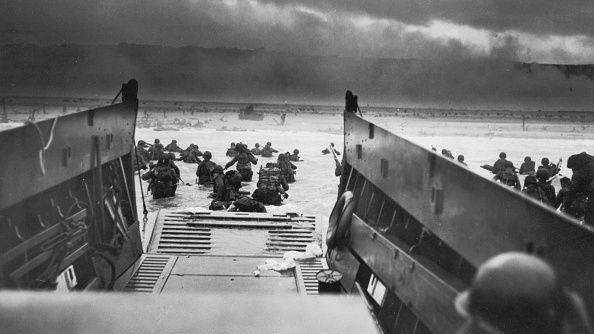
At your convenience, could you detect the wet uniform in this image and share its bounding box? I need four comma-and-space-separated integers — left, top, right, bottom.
565, 152, 594, 225
289, 153, 300, 162
495, 167, 521, 190
196, 160, 216, 185
164, 141, 183, 153
519, 161, 535, 175
261, 145, 278, 158
225, 152, 258, 181
252, 167, 289, 205
141, 163, 177, 199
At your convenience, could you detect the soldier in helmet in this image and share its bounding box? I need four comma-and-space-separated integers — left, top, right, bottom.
196, 151, 216, 185
492, 152, 511, 175
226, 142, 238, 157
141, 157, 177, 199
539, 157, 560, 177
457, 154, 467, 166
164, 139, 183, 153
536, 168, 556, 206
519, 156, 536, 175
261, 142, 278, 158
289, 149, 300, 162
494, 163, 521, 190
455, 252, 592, 334
522, 175, 549, 205
277, 153, 297, 183
225, 143, 258, 181
147, 139, 165, 160
133, 140, 150, 170
251, 143, 262, 156
252, 164, 289, 205
564, 152, 594, 226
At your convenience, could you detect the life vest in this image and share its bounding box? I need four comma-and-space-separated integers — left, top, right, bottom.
257, 167, 281, 191
326, 191, 356, 249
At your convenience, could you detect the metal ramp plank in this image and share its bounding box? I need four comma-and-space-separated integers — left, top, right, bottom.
295, 258, 328, 296
122, 255, 176, 293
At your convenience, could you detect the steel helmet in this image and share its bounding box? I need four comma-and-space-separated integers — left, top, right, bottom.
455, 252, 562, 334
203, 151, 212, 159
211, 165, 223, 174
293, 149, 299, 154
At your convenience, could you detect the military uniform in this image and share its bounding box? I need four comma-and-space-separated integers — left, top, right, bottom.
225, 145, 258, 181
164, 140, 183, 153
565, 152, 594, 225
495, 167, 521, 190
196, 159, 216, 185
260, 143, 278, 158
251, 144, 262, 156
148, 141, 165, 160
519, 158, 535, 175
252, 167, 289, 205
141, 161, 177, 199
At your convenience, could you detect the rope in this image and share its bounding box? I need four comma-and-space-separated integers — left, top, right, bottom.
28, 118, 58, 175
134, 145, 149, 225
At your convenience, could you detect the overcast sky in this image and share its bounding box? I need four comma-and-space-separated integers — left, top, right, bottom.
1, 0, 593, 64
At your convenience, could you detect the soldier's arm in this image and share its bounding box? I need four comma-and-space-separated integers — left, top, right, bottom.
249, 154, 258, 164
225, 157, 238, 169
564, 172, 587, 205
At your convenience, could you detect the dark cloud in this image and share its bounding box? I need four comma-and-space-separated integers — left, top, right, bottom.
261, 0, 594, 36
0, 0, 592, 63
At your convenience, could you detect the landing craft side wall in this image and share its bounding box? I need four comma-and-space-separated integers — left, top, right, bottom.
340, 111, 594, 323
0, 102, 138, 211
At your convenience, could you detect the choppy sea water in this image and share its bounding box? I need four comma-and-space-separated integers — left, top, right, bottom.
133, 111, 594, 244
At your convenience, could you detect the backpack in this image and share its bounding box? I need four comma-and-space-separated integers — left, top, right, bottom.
154, 165, 175, 183
233, 197, 266, 212
257, 167, 281, 191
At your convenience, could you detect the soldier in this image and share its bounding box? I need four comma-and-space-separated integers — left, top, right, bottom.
564, 152, 594, 225
209, 165, 228, 210
457, 154, 467, 166
228, 196, 266, 213
225, 143, 258, 181
493, 152, 511, 175
178, 144, 202, 163
166, 154, 181, 193
147, 139, 164, 160
226, 142, 238, 157
539, 157, 560, 177
536, 169, 556, 206
141, 158, 177, 199
196, 151, 216, 185
261, 142, 278, 158
322, 143, 340, 155
136, 140, 151, 161
251, 143, 262, 156
455, 252, 592, 334
522, 175, 550, 204
133, 140, 150, 170
519, 156, 536, 175
289, 149, 300, 162
252, 165, 289, 206
164, 139, 183, 153
495, 164, 521, 190
277, 153, 297, 183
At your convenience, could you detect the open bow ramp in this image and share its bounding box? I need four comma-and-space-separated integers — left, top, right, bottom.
116, 210, 331, 296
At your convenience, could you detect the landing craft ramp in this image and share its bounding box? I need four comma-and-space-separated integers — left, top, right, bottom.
116, 210, 331, 296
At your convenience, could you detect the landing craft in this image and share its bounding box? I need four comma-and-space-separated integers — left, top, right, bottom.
0, 82, 592, 333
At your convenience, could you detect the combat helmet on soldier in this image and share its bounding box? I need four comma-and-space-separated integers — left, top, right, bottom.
455, 252, 592, 334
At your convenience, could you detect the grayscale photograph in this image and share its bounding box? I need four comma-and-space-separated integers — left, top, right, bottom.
0, 1, 593, 333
